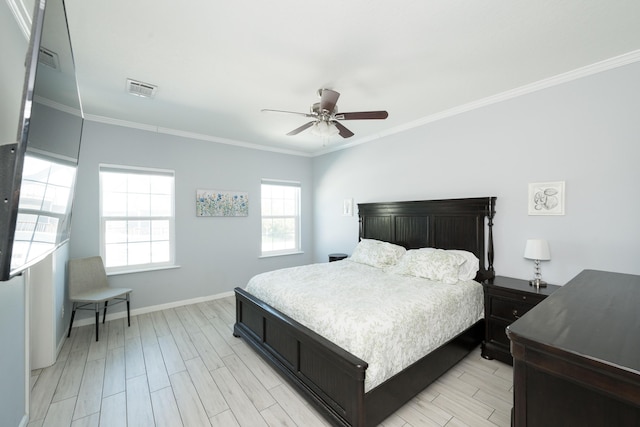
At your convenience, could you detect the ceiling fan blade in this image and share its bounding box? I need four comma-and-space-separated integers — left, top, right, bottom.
334, 111, 388, 120
261, 109, 316, 118
331, 121, 354, 138
319, 89, 340, 113
286, 121, 316, 136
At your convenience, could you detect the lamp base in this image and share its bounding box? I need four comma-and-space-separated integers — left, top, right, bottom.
529, 278, 547, 288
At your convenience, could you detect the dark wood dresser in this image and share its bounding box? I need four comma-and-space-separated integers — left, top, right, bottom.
481, 276, 560, 365
507, 269, 640, 427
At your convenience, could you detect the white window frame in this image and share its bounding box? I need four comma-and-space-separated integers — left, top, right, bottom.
99, 164, 176, 274
260, 179, 302, 257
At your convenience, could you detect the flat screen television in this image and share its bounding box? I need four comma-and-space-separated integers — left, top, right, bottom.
0, 0, 83, 281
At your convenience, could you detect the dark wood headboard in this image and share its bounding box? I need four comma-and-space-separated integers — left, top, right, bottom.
358, 197, 496, 281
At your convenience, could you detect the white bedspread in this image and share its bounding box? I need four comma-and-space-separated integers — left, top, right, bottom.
244, 260, 484, 391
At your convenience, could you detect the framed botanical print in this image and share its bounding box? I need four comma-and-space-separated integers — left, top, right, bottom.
528, 181, 565, 215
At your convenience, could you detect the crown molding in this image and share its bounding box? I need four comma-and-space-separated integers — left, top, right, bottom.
314, 49, 640, 156
34, 95, 82, 117
83, 113, 312, 157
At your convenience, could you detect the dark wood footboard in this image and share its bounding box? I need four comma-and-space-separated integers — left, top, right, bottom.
364, 319, 483, 425
234, 287, 483, 427
234, 287, 368, 427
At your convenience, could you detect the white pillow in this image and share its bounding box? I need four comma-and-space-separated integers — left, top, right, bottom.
417, 247, 479, 281
386, 249, 430, 276
349, 239, 406, 269
448, 250, 480, 281
388, 249, 464, 284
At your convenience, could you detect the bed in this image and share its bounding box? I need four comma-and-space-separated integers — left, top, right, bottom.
234, 197, 496, 427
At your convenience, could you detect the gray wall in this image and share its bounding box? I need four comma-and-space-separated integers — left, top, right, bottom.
312, 61, 640, 286
70, 122, 313, 315
0, 2, 28, 426
72, 59, 640, 307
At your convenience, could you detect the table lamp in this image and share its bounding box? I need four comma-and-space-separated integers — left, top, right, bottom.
524, 239, 551, 288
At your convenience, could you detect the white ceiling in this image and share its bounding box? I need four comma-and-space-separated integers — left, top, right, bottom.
59, 0, 640, 156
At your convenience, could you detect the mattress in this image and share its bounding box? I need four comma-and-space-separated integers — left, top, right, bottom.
244, 259, 484, 391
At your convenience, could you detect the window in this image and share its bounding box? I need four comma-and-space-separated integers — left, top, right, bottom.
261, 180, 301, 256
99, 165, 175, 273
11, 153, 76, 270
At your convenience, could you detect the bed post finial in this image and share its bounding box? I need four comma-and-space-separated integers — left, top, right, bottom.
487, 197, 496, 277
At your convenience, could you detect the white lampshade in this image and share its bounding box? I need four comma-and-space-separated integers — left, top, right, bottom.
524, 239, 551, 261
311, 121, 339, 137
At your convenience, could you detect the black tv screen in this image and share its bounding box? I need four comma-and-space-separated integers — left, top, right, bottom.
0, 0, 83, 281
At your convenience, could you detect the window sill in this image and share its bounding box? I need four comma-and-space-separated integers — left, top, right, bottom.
106, 264, 181, 276
259, 251, 304, 259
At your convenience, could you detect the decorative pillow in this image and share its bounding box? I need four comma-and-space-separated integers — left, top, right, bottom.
388, 249, 464, 284
448, 249, 480, 281
349, 239, 406, 268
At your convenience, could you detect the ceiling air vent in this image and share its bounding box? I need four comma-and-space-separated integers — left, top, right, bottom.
38, 47, 59, 70
126, 78, 157, 98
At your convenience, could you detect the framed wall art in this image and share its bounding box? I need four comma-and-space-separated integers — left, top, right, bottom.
528, 181, 565, 215
196, 189, 248, 217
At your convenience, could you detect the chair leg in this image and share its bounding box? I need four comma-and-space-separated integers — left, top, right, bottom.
103, 300, 109, 324
67, 302, 77, 338
126, 294, 131, 327
95, 303, 100, 341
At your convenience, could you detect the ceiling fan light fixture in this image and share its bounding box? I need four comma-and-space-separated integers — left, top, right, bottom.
264, 89, 386, 138
311, 121, 339, 137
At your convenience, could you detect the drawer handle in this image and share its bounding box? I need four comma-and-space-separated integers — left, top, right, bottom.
512, 309, 520, 319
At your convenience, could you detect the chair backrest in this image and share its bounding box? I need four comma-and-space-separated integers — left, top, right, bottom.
68, 256, 109, 297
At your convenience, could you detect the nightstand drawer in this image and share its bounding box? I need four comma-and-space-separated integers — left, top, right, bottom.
491, 298, 535, 322
489, 286, 546, 305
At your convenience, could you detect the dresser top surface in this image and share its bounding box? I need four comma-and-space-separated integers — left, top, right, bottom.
508, 269, 640, 373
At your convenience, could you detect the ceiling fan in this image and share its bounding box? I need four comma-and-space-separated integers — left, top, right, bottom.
262, 88, 388, 138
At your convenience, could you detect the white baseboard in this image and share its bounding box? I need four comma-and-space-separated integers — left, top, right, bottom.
70, 290, 235, 328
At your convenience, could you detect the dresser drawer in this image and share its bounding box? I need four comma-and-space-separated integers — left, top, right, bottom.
491, 298, 536, 322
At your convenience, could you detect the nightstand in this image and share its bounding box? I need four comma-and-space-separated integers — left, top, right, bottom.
328, 253, 348, 262
481, 276, 560, 365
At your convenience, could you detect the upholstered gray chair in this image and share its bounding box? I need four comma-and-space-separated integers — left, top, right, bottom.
67, 256, 132, 341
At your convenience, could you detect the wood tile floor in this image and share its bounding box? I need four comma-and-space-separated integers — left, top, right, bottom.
28, 296, 513, 427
